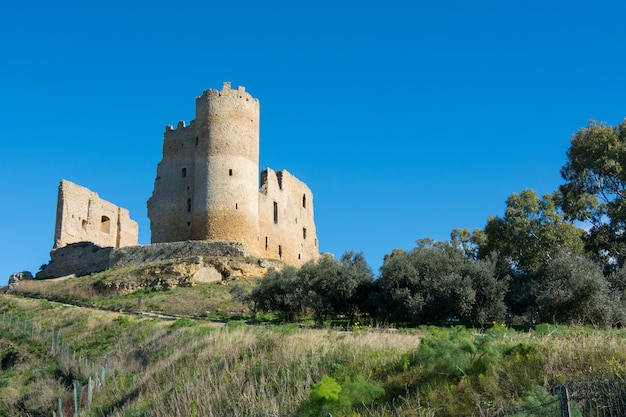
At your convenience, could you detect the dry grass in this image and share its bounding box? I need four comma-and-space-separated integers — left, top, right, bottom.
101, 326, 423, 417
4, 295, 626, 416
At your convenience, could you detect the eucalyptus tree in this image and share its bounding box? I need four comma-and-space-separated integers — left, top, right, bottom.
478, 189, 585, 274
559, 119, 626, 266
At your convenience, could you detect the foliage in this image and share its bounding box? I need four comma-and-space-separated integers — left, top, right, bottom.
478, 189, 585, 274
536, 254, 614, 325
299, 374, 385, 417
249, 266, 307, 321
507, 384, 562, 416
302, 251, 375, 323
376, 242, 507, 325
559, 119, 626, 267
249, 252, 375, 323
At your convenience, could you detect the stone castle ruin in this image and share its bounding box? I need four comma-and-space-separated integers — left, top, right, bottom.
147, 82, 319, 266
54, 180, 138, 249
37, 82, 319, 279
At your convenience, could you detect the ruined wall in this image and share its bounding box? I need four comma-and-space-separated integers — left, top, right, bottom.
259, 169, 319, 266
147, 120, 197, 242
54, 180, 138, 249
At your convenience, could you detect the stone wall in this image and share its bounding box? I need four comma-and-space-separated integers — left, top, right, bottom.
54, 180, 138, 249
259, 168, 318, 266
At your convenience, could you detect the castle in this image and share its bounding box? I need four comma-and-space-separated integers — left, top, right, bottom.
35, 82, 319, 280
147, 82, 319, 266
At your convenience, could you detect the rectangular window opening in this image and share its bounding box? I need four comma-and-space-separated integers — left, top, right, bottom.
273, 202, 278, 224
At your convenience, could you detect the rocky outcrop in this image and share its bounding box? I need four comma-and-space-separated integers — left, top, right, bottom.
8, 271, 33, 290
36, 242, 113, 279
89, 255, 283, 295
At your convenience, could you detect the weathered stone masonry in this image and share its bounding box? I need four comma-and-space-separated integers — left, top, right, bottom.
147, 82, 319, 266
54, 180, 138, 249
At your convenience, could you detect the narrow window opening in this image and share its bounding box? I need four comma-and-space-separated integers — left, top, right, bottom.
228, 169, 233, 176
273, 202, 278, 224
298, 253, 301, 260
187, 198, 192, 213
182, 168, 187, 178
187, 222, 191, 226
100, 216, 111, 233
265, 237, 268, 250
195, 137, 199, 147
302, 194, 307, 208
235, 203, 238, 210
278, 245, 282, 259
303, 228, 307, 239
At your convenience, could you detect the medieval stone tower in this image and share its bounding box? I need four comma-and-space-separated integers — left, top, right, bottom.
148, 82, 319, 266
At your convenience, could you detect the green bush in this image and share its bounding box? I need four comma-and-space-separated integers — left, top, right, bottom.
299, 375, 385, 417
168, 318, 195, 329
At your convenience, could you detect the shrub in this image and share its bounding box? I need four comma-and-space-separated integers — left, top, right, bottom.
299, 375, 385, 417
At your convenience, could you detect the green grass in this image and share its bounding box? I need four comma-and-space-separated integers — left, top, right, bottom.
10, 264, 253, 318
3, 282, 626, 416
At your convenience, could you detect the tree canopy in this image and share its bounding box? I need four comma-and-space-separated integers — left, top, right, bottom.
243, 117, 626, 328
477, 189, 585, 273
560, 119, 626, 266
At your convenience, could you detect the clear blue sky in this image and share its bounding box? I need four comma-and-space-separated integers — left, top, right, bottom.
2, 0, 626, 285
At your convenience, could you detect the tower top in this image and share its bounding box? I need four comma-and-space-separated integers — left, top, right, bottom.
196, 81, 257, 104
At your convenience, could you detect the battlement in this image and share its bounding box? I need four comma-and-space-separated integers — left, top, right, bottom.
196, 81, 258, 104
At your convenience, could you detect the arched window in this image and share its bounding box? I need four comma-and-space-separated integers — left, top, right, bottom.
100, 216, 111, 233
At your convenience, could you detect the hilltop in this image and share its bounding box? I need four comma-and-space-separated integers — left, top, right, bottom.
3, 267, 626, 416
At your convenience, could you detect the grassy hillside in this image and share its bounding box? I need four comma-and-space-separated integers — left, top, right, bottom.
3, 270, 626, 416
7, 265, 256, 319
